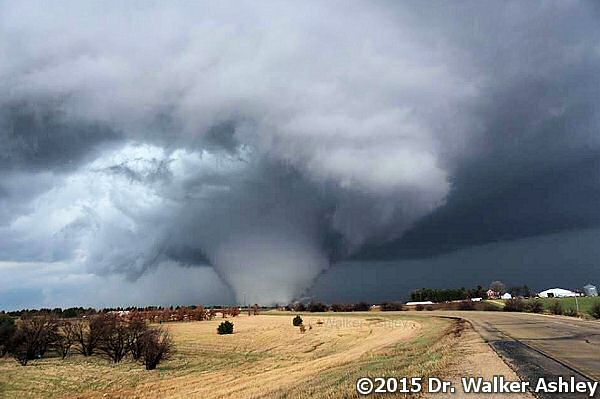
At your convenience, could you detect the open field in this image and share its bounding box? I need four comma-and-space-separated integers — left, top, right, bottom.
416, 297, 600, 316
488, 297, 600, 316
1, 313, 464, 398
532, 297, 600, 315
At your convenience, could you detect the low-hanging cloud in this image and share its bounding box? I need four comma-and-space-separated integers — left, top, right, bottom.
1, 1, 599, 306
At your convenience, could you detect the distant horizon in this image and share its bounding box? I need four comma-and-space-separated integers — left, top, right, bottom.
2, 227, 599, 311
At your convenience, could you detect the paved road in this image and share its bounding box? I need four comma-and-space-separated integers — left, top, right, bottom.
425, 311, 600, 398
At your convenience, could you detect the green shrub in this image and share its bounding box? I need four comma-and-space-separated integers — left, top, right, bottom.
589, 301, 600, 319
217, 321, 234, 335
504, 299, 525, 312
292, 315, 303, 327
525, 300, 544, 313
549, 300, 563, 315
483, 302, 501, 311
563, 308, 578, 317
415, 304, 424, 311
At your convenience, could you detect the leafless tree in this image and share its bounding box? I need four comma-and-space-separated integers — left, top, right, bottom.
207, 308, 217, 320
141, 327, 173, 370
0, 314, 16, 357
97, 315, 130, 363
72, 314, 109, 356
127, 318, 149, 361
8, 315, 59, 366
54, 321, 76, 359
489, 280, 506, 294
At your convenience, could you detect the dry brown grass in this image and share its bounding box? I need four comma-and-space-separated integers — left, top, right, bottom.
0, 313, 460, 398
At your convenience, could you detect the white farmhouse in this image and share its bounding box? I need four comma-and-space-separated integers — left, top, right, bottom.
538, 288, 578, 298
501, 293, 512, 300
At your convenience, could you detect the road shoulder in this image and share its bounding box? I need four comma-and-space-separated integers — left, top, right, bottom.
426, 324, 534, 399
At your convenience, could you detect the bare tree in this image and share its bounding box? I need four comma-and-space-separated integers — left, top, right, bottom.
207, 308, 217, 320
141, 327, 173, 370
489, 280, 506, 294
72, 314, 109, 356
0, 314, 16, 357
8, 315, 59, 366
128, 318, 148, 361
97, 315, 130, 363
54, 321, 76, 359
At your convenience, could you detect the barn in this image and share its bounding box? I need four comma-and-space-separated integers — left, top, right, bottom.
538, 288, 578, 298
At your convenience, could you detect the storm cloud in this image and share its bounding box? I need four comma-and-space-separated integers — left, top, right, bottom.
1, 1, 599, 307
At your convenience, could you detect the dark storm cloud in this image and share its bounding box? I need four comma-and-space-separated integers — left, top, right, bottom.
202, 121, 241, 154
0, 99, 123, 171
358, 157, 600, 259
357, 1, 600, 259
312, 228, 600, 304
1, 1, 599, 307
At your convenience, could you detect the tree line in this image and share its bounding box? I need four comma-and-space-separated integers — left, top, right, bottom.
2, 305, 242, 323
284, 302, 371, 312
0, 313, 172, 370
410, 286, 489, 302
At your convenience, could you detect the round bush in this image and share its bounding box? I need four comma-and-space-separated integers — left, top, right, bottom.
589, 301, 600, 319
217, 321, 234, 335
549, 300, 563, 315
504, 299, 525, 312
563, 308, 578, 317
525, 300, 544, 313
292, 315, 303, 327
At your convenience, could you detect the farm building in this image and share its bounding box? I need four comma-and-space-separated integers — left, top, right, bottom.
583, 284, 598, 297
538, 288, 578, 298
501, 293, 512, 299
486, 289, 499, 299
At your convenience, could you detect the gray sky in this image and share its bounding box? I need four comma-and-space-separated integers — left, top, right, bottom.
1, 1, 599, 309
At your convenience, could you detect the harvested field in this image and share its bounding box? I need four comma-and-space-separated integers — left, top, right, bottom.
0, 313, 461, 398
